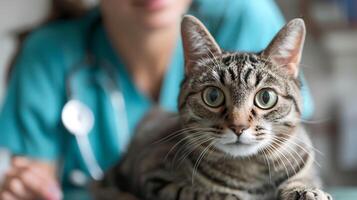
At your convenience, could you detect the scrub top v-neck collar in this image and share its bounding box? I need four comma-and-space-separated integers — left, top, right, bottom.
92, 21, 184, 121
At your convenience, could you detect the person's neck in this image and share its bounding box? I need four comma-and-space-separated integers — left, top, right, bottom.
104, 19, 179, 101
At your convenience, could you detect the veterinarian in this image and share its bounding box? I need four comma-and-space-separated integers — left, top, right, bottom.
0, 0, 313, 199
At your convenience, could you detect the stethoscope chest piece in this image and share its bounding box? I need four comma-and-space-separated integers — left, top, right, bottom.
62, 99, 94, 136
61, 99, 104, 180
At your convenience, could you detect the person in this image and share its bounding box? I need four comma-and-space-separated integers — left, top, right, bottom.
0, 0, 314, 199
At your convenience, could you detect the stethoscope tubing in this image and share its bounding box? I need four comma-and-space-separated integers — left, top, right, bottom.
63, 56, 130, 181
75, 134, 104, 180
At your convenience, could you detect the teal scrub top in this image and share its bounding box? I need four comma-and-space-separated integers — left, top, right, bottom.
0, 0, 313, 192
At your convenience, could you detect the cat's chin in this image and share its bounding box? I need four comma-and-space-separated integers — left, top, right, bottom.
214, 142, 263, 157
212, 129, 270, 158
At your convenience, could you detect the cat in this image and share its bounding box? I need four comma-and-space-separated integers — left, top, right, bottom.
93, 15, 332, 200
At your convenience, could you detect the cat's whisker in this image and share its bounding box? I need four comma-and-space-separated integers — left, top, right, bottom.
173, 134, 218, 167
272, 131, 324, 157
256, 130, 315, 172
271, 136, 306, 171
168, 127, 220, 141
269, 138, 301, 173
272, 135, 322, 168
153, 126, 218, 144
270, 125, 323, 154
152, 126, 200, 144
266, 144, 291, 178
272, 134, 321, 162
164, 131, 209, 162
166, 130, 220, 166
175, 135, 219, 166
263, 146, 279, 172
172, 134, 210, 159
274, 136, 322, 168
292, 117, 332, 125
191, 141, 216, 185
270, 146, 292, 178
260, 149, 273, 183
263, 148, 278, 172
177, 136, 216, 166
273, 142, 297, 176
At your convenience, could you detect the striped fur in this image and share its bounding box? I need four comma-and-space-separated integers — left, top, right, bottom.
93, 16, 332, 200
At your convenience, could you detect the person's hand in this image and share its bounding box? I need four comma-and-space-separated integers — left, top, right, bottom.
0, 157, 62, 200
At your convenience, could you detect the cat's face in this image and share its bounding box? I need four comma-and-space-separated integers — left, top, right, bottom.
179, 16, 306, 158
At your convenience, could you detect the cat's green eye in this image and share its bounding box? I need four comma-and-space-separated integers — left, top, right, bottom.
202, 87, 225, 108
254, 89, 278, 110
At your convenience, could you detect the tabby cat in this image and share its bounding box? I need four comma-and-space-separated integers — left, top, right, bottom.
94, 16, 332, 200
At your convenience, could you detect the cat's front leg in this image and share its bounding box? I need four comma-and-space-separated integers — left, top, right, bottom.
277, 180, 332, 200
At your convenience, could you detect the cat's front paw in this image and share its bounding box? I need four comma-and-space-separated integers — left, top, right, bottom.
282, 188, 332, 200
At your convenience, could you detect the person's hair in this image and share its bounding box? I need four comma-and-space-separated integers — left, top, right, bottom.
6, 0, 92, 83
50, 0, 89, 20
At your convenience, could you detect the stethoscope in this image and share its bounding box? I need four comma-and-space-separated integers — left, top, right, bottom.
60, 16, 130, 181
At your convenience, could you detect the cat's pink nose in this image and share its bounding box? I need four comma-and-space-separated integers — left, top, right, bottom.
229, 125, 249, 136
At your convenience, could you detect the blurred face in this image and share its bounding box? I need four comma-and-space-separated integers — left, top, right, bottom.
100, 0, 192, 30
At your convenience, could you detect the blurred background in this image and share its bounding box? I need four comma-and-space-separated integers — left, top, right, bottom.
276, 0, 357, 188
0, 0, 356, 198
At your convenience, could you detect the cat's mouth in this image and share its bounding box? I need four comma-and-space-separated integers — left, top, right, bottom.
224, 142, 251, 149
214, 138, 263, 157
236, 139, 257, 145
212, 128, 268, 157
225, 138, 259, 146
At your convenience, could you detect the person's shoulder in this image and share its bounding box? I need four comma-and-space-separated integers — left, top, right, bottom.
11, 12, 98, 83
20, 11, 99, 66
27, 22, 81, 46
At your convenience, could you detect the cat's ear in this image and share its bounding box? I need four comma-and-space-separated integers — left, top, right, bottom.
262, 18, 306, 78
181, 15, 222, 74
